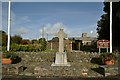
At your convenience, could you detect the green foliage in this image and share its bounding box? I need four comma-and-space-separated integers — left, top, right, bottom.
97, 2, 120, 51
3, 51, 17, 59
1, 30, 47, 52
0, 31, 22, 46
28, 46, 33, 52
20, 45, 28, 51
9, 43, 46, 52
97, 14, 110, 40
0, 30, 7, 46
2, 46, 7, 52
11, 35, 22, 44
31, 39, 38, 44
39, 38, 47, 51
11, 43, 20, 51
2, 51, 21, 64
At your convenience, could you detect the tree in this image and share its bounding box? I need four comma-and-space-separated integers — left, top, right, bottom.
21, 39, 31, 45
97, 13, 110, 40
97, 2, 120, 50
38, 38, 47, 51
31, 39, 38, 44
0, 30, 7, 46
11, 35, 22, 44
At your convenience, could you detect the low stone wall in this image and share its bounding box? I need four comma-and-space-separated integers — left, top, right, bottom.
2, 51, 119, 78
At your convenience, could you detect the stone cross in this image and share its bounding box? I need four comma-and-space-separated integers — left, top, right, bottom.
57, 29, 67, 53
51, 28, 70, 66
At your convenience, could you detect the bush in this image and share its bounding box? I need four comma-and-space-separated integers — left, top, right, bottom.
11, 43, 21, 51
20, 45, 28, 51
2, 46, 7, 52
6, 43, 47, 52
28, 46, 33, 52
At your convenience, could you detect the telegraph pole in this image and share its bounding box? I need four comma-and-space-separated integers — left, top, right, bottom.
7, 0, 11, 51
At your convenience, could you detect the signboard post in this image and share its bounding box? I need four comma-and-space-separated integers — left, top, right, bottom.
97, 40, 110, 53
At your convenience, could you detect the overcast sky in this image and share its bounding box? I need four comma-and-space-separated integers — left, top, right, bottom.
2, 2, 104, 40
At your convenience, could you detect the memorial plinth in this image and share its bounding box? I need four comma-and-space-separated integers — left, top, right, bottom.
51, 29, 71, 66
51, 52, 71, 66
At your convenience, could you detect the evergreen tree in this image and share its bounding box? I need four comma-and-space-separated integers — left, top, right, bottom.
39, 38, 47, 51
0, 30, 7, 46
97, 2, 120, 50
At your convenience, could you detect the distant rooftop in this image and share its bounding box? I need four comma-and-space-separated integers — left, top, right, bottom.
68, 33, 97, 41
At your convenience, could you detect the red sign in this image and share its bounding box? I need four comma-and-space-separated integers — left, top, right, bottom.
97, 40, 110, 48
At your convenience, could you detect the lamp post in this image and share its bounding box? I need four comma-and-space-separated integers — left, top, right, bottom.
7, 0, 11, 51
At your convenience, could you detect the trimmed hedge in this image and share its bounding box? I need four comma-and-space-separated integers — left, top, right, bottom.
5, 43, 46, 52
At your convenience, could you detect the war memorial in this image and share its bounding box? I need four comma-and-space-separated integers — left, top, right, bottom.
1, 1, 120, 80
1, 29, 119, 80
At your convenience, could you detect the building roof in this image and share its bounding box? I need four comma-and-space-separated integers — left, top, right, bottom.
68, 37, 97, 41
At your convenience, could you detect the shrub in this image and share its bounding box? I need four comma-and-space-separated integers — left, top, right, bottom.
20, 45, 28, 51
100, 53, 117, 64
2, 51, 21, 64
10, 43, 21, 51
2, 46, 7, 52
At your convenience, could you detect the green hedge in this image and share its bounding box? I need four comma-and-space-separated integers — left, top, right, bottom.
1, 43, 46, 52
